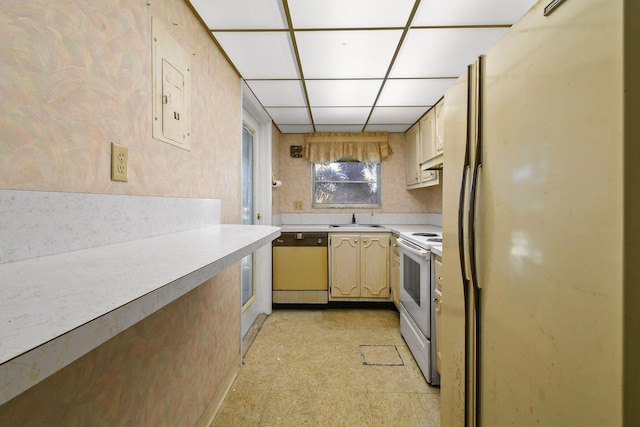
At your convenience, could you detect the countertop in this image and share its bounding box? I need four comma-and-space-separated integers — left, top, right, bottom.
279, 223, 441, 235
431, 245, 442, 257
279, 224, 443, 253
0, 224, 280, 404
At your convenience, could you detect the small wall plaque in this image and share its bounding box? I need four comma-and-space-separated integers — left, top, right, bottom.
290, 145, 303, 158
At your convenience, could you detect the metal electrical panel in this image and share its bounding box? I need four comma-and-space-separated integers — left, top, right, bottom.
161, 59, 185, 144
152, 18, 191, 151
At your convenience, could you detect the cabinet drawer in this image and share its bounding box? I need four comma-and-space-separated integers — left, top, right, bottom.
420, 169, 438, 184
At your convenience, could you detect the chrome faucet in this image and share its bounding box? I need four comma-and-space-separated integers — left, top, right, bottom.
352, 213, 356, 224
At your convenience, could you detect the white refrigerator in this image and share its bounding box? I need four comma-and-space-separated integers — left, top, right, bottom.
440, 0, 639, 425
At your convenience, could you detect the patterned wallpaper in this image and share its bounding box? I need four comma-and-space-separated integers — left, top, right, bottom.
277, 133, 443, 214
0, 0, 241, 221
0, 0, 242, 424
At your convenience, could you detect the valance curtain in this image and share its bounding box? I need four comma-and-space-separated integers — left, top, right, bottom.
303, 132, 393, 163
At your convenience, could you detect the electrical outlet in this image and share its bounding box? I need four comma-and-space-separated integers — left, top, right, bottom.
293, 200, 303, 210
111, 142, 128, 182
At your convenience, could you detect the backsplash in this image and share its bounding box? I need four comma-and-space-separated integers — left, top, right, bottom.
0, 190, 221, 264
275, 212, 442, 227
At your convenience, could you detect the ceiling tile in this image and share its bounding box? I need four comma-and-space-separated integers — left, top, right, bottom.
390, 27, 507, 78
189, 0, 537, 133
190, 0, 287, 29
413, 0, 537, 26
277, 124, 315, 133
266, 107, 311, 124
368, 106, 427, 124
377, 78, 457, 106
296, 30, 403, 79
315, 124, 366, 132
311, 107, 371, 124
245, 80, 306, 107
306, 80, 383, 107
365, 124, 412, 132
288, 0, 415, 29
214, 32, 299, 79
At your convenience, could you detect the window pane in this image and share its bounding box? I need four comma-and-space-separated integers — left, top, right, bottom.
313, 162, 381, 207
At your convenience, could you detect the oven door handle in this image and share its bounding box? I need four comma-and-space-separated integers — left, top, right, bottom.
397, 238, 429, 258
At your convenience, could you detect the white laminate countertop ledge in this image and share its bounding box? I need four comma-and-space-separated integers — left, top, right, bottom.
0, 224, 280, 404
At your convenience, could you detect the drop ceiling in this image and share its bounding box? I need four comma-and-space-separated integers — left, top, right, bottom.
188, 0, 537, 133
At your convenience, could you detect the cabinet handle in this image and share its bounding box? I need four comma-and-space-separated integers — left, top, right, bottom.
363, 239, 367, 243
438, 276, 443, 281
354, 239, 358, 243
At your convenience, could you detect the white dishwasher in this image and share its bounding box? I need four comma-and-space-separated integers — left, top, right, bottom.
272, 232, 328, 304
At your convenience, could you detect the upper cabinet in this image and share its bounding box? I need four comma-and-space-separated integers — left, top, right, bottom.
420, 108, 435, 164
435, 100, 445, 155
406, 97, 444, 190
405, 123, 421, 187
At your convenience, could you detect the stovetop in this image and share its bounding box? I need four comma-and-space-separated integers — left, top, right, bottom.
400, 230, 443, 250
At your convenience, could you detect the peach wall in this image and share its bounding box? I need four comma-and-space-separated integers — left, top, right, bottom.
0, 0, 242, 424
0, 0, 241, 221
278, 132, 443, 214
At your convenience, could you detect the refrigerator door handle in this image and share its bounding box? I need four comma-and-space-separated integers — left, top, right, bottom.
459, 64, 473, 286
468, 164, 482, 290
458, 165, 470, 282
459, 63, 474, 427
468, 55, 484, 292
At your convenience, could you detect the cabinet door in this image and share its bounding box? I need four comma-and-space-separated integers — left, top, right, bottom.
405, 124, 420, 186
330, 235, 360, 298
419, 109, 435, 164
360, 234, 390, 298
435, 100, 445, 155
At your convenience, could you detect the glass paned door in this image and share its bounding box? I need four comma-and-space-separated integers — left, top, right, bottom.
241, 125, 255, 308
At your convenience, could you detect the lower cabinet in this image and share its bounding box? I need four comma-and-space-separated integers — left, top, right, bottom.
330, 233, 390, 300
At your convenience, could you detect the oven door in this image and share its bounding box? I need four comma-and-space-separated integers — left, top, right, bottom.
398, 238, 431, 338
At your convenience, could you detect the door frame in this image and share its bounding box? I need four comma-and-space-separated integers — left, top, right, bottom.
240, 81, 273, 339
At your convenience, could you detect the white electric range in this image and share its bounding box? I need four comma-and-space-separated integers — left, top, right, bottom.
395, 228, 442, 385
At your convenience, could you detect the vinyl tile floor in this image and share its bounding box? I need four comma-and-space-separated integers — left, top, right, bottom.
211, 308, 440, 427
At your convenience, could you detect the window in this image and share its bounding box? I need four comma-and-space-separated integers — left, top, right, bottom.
312, 162, 381, 208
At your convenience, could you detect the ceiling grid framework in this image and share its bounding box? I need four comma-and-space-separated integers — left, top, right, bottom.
188, 0, 537, 133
